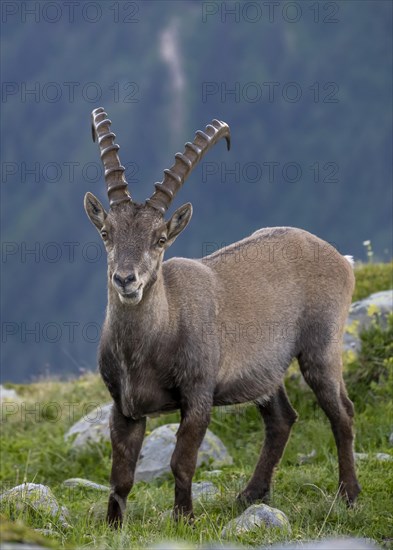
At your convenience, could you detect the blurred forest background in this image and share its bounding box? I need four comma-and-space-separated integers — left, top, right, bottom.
1, 0, 392, 382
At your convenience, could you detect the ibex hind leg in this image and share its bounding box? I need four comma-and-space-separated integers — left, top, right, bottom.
237, 384, 298, 506
298, 348, 361, 505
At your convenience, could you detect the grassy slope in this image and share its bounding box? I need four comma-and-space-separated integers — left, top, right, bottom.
1, 262, 392, 549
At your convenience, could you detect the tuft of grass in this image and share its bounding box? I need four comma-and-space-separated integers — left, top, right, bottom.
0, 514, 57, 548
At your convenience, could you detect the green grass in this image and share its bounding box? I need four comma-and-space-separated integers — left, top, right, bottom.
1, 263, 392, 548
352, 261, 392, 302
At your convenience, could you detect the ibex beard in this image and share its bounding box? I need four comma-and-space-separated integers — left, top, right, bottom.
84, 107, 360, 527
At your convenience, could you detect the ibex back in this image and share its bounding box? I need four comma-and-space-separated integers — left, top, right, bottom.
84, 107, 360, 526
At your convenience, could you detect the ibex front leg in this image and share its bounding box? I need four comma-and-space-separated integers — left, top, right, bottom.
107, 404, 146, 527
170, 392, 212, 521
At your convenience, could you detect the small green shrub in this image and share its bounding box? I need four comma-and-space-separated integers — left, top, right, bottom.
345, 313, 393, 409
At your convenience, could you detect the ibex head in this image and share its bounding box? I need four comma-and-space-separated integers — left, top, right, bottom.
85, 107, 230, 306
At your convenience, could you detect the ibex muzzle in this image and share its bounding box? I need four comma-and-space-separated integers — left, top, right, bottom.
84, 107, 360, 527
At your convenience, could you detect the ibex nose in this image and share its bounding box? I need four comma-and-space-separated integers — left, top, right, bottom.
113, 272, 137, 288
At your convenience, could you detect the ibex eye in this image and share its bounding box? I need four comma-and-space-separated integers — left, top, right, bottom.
158, 237, 167, 246
101, 230, 108, 239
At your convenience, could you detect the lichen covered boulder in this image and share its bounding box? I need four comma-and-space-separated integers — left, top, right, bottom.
221, 503, 291, 537
62, 478, 109, 491
0, 484, 69, 528
64, 403, 112, 448
191, 481, 219, 501
344, 290, 393, 353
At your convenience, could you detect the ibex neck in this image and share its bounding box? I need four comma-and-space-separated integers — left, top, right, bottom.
106, 270, 169, 331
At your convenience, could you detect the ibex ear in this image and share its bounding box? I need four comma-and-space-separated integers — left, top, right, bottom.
166, 203, 193, 245
84, 192, 107, 230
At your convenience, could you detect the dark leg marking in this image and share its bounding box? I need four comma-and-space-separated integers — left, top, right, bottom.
106, 404, 146, 527
237, 384, 298, 505
170, 391, 212, 521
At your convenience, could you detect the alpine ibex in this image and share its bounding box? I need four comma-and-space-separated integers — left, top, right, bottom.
84, 107, 360, 526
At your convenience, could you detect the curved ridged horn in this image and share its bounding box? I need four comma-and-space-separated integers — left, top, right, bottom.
91, 107, 131, 207
146, 119, 230, 213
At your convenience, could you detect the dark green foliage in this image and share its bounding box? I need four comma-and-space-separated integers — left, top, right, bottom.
345, 314, 393, 410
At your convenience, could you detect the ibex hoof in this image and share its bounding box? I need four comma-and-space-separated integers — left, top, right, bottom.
106, 514, 123, 529
172, 506, 195, 525
236, 488, 270, 508
106, 496, 124, 528
340, 480, 361, 507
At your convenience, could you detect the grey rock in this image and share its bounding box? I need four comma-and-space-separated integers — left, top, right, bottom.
64, 402, 112, 447
0, 545, 49, 550
0, 384, 20, 402
354, 452, 393, 462
154, 544, 241, 550
150, 536, 380, 550
265, 537, 380, 549
135, 424, 232, 482
221, 503, 291, 537
375, 453, 393, 461
202, 469, 223, 478
192, 481, 219, 501
354, 452, 369, 461
165, 545, 242, 550
344, 290, 393, 353
0, 483, 69, 528
200, 545, 243, 550
297, 449, 316, 465
152, 543, 194, 550
62, 478, 109, 491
